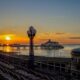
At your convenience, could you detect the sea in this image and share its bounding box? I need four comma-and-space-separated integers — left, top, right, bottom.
0, 44, 80, 58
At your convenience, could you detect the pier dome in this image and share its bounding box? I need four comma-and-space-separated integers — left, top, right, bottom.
41, 39, 64, 50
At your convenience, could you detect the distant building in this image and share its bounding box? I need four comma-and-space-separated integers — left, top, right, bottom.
71, 48, 80, 70
41, 39, 64, 50
72, 48, 80, 56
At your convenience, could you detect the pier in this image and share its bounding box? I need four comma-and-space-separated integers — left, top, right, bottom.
0, 44, 41, 49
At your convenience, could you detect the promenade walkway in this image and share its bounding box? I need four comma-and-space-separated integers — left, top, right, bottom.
0, 53, 80, 80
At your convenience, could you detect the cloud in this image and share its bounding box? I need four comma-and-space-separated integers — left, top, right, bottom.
69, 37, 80, 39
55, 32, 65, 35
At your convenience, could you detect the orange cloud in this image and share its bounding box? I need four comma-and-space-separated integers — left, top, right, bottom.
34, 33, 80, 44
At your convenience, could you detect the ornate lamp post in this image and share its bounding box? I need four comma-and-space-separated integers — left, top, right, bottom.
27, 26, 36, 69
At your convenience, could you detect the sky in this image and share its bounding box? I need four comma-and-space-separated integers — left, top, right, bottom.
0, 0, 80, 44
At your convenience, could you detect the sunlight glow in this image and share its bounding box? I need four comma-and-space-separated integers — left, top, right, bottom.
5, 36, 11, 41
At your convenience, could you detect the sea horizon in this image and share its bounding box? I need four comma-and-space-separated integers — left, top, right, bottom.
0, 44, 80, 58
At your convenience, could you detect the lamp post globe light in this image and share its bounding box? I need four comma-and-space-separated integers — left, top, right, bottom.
27, 26, 36, 68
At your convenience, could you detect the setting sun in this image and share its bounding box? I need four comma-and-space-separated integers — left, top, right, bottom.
5, 36, 11, 41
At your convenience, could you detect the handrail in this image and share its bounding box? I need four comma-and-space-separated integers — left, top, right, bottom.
34, 61, 80, 73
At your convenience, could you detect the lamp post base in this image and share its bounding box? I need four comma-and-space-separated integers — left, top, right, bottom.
28, 55, 35, 69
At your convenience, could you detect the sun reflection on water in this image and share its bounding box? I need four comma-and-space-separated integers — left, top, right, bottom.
3, 46, 12, 52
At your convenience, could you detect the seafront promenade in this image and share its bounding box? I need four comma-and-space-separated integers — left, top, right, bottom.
0, 51, 80, 80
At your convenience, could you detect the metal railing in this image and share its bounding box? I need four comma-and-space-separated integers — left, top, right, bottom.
34, 61, 80, 79
0, 53, 80, 79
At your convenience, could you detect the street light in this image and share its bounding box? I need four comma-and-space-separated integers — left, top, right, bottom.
27, 26, 36, 69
